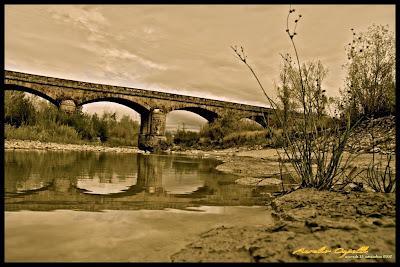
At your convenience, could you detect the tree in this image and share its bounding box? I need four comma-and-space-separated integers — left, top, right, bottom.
276, 54, 329, 129
343, 24, 395, 118
4, 91, 36, 127
275, 54, 296, 130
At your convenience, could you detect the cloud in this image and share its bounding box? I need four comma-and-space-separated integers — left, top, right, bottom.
48, 5, 108, 39
103, 48, 167, 71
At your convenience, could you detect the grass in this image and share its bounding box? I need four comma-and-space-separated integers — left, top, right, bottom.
5, 124, 83, 144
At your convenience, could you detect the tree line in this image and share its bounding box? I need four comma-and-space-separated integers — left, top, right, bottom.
4, 92, 140, 146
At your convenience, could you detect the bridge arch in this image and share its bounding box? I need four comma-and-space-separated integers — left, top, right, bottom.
172, 106, 219, 123
4, 84, 59, 107
239, 117, 265, 129
246, 115, 268, 128
78, 97, 150, 115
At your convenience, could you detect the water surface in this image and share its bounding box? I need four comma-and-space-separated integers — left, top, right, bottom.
5, 150, 274, 262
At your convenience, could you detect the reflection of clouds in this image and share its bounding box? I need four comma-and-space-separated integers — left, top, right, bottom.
77, 173, 138, 195
16, 173, 50, 192
162, 173, 204, 195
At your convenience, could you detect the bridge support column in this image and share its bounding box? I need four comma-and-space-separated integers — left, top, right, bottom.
138, 108, 167, 151
59, 100, 77, 113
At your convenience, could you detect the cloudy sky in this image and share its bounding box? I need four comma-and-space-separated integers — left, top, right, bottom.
5, 5, 395, 130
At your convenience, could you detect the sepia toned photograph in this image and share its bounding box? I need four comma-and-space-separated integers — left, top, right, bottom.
4, 4, 396, 263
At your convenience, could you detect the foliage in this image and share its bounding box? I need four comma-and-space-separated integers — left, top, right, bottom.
199, 111, 263, 146
173, 129, 200, 147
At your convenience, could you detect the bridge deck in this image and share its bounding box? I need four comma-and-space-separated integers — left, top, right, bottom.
5, 70, 271, 113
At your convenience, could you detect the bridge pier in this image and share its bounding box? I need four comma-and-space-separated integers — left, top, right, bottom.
59, 99, 77, 113
138, 108, 167, 151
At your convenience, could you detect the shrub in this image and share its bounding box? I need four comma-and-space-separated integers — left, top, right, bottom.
231, 7, 359, 190
173, 129, 200, 147
364, 152, 395, 193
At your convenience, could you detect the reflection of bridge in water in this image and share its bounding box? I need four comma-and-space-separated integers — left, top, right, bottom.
5, 152, 267, 212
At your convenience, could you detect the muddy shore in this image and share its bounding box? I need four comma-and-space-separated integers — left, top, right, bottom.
5, 139, 396, 262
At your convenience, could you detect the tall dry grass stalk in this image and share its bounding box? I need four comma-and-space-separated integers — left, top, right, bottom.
231, 6, 360, 190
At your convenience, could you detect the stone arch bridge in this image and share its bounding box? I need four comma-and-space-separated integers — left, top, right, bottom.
5, 70, 272, 150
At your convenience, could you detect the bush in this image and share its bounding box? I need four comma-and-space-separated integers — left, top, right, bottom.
199, 112, 264, 147
364, 153, 395, 193
222, 130, 267, 147
173, 130, 200, 147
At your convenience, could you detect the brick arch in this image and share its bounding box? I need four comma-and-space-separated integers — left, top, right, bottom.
4, 84, 59, 107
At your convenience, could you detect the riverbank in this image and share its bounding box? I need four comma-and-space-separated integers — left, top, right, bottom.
169, 148, 396, 262
5, 139, 142, 153
171, 188, 395, 262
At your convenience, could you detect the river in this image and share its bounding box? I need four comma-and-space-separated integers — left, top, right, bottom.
5, 150, 274, 262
